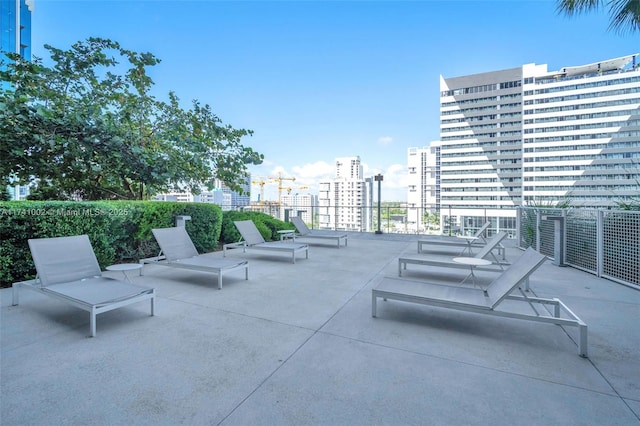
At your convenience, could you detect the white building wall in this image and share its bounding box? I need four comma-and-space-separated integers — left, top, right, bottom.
318, 156, 373, 231
280, 193, 317, 224
423, 53, 638, 236
522, 55, 640, 208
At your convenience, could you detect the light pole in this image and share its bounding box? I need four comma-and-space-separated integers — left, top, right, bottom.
375, 174, 383, 234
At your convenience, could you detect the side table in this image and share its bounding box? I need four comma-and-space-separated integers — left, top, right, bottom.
106, 263, 143, 282
277, 229, 296, 241
452, 257, 491, 289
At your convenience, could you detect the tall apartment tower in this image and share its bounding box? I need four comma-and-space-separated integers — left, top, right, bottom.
409, 54, 639, 235
318, 156, 373, 231
0, 0, 33, 61
522, 56, 639, 207
2, 0, 34, 200
407, 143, 440, 232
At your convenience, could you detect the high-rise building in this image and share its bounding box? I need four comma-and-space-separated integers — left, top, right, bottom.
318, 156, 373, 231
280, 193, 317, 224
2, 0, 34, 199
0, 0, 33, 62
409, 54, 639, 235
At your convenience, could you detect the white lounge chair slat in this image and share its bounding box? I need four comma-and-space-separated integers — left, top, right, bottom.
142, 227, 249, 289
225, 220, 309, 263
13, 235, 155, 337
373, 247, 588, 357
291, 216, 348, 248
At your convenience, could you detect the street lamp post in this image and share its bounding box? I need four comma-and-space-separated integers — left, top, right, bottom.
374, 174, 383, 234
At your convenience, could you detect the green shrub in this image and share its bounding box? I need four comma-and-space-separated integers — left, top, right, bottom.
0, 200, 223, 287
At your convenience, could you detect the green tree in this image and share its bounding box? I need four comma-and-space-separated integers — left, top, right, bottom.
556, 0, 640, 34
0, 38, 263, 200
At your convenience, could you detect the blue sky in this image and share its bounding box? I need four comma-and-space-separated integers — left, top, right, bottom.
31, 0, 638, 201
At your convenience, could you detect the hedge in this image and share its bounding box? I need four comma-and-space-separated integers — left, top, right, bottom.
0, 201, 223, 287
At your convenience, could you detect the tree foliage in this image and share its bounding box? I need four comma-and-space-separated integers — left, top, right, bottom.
0, 38, 263, 200
556, 0, 640, 34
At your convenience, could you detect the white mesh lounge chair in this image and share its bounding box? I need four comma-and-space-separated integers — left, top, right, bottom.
290, 216, 348, 248
373, 247, 588, 357
141, 227, 249, 290
399, 231, 508, 283
12, 235, 155, 337
224, 220, 309, 263
417, 222, 505, 260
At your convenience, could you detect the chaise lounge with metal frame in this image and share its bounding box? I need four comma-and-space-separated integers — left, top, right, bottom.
373, 247, 588, 357
399, 231, 509, 283
290, 216, 348, 248
224, 220, 309, 264
417, 222, 505, 260
140, 227, 249, 290
12, 235, 156, 337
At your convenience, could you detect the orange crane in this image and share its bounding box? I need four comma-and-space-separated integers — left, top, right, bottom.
251, 179, 268, 205
280, 185, 309, 195
270, 172, 296, 205
252, 173, 298, 205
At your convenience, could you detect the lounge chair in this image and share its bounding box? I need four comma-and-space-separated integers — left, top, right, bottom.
140, 227, 249, 289
12, 235, 155, 337
290, 216, 348, 248
373, 247, 588, 357
224, 220, 309, 263
399, 232, 508, 283
417, 222, 505, 260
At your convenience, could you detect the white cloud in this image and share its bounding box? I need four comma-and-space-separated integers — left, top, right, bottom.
291, 161, 334, 182
377, 136, 393, 146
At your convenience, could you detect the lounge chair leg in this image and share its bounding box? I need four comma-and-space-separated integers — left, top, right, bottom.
372, 293, 377, 317
218, 274, 223, 290
12, 285, 19, 306
150, 297, 155, 316
579, 324, 588, 358
90, 309, 96, 337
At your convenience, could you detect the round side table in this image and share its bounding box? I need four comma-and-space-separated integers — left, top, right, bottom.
106, 263, 143, 282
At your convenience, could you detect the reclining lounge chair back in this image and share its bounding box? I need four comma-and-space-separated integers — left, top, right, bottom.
224, 220, 309, 263
12, 235, 155, 337
374, 247, 588, 357
142, 227, 249, 289
399, 231, 508, 279
290, 216, 348, 248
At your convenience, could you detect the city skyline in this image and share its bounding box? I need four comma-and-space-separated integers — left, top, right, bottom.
30, 1, 638, 201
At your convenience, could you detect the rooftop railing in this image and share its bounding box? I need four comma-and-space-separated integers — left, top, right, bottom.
234, 203, 639, 288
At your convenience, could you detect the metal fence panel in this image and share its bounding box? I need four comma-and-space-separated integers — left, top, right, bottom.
566, 209, 598, 273
518, 207, 639, 288
602, 211, 640, 286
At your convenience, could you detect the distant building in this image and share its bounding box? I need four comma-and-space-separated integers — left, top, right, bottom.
2, 0, 34, 199
280, 193, 318, 224
154, 175, 251, 210
409, 54, 640, 235
318, 156, 373, 231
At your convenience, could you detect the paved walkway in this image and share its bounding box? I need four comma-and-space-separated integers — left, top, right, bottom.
2, 233, 639, 425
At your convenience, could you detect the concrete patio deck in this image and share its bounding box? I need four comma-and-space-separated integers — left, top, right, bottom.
2, 233, 639, 425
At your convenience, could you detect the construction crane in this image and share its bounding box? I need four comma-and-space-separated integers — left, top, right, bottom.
280, 185, 309, 195
270, 172, 296, 205
252, 173, 298, 205
251, 179, 268, 205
